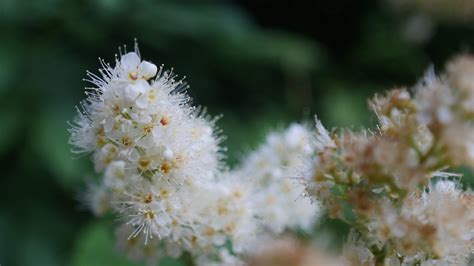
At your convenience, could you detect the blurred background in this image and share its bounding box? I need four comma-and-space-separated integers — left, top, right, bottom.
1, 0, 473, 265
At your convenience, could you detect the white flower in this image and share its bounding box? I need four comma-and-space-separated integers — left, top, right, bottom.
104, 160, 126, 190
368, 180, 474, 263
235, 123, 322, 235
410, 181, 474, 260
120, 52, 157, 81
414, 66, 474, 167
341, 232, 375, 265
193, 176, 257, 253
314, 117, 336, 151
415, 71, 455, 125
83, 183, 111, 217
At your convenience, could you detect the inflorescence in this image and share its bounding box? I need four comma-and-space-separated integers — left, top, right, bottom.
70, 44, 473, 265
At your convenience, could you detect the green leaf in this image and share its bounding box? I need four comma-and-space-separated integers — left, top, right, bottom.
71, 221, 184, 266
70, 222, 141, 266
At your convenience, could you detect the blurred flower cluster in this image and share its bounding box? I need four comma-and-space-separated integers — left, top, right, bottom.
387, 0, 474, 23
301, 54, 474, 265
71, 45, 473, 265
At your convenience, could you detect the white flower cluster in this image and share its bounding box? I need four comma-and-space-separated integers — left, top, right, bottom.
399, 181, 473, 264
70, 45, 323, 265
235, 123, 321, 234
415, 67, 474, 167
366, 180, 473, 265
70, 45, 474, 266
69, 46, 255, 263
300, 55, 474, 265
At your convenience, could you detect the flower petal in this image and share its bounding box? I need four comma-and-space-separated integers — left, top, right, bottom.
138, 61, 158, 79
120, 52, 140, 70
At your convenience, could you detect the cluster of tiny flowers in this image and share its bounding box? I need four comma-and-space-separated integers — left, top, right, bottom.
70, 45, 256, 264
368, 180, 474, 265
234, 123, 321, 235
302, 54, 474, 265
246, 233, 380, 266
71, 45, 474, 265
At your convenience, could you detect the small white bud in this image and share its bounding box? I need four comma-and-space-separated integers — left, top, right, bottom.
163, 148, 174, 160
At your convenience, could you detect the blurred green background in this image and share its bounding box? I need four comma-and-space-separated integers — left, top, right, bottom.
1, 0, 473, 265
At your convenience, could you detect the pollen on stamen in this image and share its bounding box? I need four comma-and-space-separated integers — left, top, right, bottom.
204, 227, 216, 236
160, 117, 169, 126
121, 136, 133, 147
138, 158, 151, 170
160, 188, 169, 199
143, 194, 153, 204
112, 104, 120, 114
160, 162, 172, 174
143, 209, 155, 219
148, 90, 157, 102
129, 71, 139, 80
143, 124, 154, 134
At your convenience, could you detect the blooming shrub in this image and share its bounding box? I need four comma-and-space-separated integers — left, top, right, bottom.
70, 44, 473, 265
